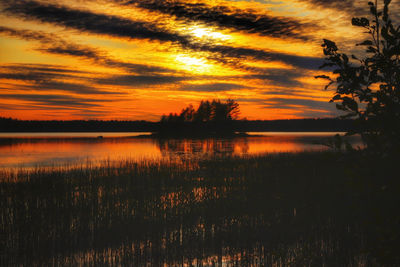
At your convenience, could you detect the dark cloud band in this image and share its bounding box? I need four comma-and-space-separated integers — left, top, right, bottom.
0, 26, 174, 75
2, 0, 187, 43
0, 65, 123, 95
2, 2, 323, 70
0, 93, 108, 108
179, 82, 248, 92
125, 0, 311, 40
96, 74, 191, 86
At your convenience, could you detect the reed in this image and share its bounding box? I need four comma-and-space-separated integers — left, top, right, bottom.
1, 152, 398, 266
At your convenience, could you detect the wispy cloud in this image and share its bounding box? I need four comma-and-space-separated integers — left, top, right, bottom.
96, 74, 191, 87
0, 93, 109, 108
0, 0, 353, 120
0, 24, 323, 97
0, 64, 90, 74
298, 0, 400, 20
0, 26, 174, 75
126, 0, 313, 40
2, 0, 187, 43
0, 64, 123, 95
180, 82, 248, 92
1, 2, 323, 70
187, 43, 323, 70
263, 97, 338, 114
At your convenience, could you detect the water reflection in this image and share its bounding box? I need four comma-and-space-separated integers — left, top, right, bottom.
0, 137, 161, 168
157, 138, 249, 157
1, 154, 387, 266
0, 132, 360, 169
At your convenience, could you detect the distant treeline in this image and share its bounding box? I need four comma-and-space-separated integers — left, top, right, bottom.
0, 117, 158, 132
0, 117, 355, 133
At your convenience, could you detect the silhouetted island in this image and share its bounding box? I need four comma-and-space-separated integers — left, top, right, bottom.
0, 116, 354, 134
0, 100, 356, 135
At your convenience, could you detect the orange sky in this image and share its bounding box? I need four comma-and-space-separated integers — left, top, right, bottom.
0, 0, 398, 121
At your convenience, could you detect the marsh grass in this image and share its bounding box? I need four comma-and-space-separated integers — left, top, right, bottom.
1, 152, 399, 266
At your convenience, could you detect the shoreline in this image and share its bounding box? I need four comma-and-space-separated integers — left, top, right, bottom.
0, 131, 352, 140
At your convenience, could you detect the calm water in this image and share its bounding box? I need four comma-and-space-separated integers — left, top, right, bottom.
0, 132, 359, 168
1, 133, 395, 266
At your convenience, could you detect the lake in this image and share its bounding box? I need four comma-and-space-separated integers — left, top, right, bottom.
1, 132, 396, 266
0, 132, 359, 169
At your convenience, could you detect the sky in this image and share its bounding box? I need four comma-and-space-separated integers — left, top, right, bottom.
0, 0, 399, 121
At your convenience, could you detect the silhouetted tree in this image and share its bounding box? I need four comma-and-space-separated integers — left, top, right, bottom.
161, 113, 181, 123
317, 0, 400, 152
194, 100, 212, 122
158, 99, 241, 136
225, 99, 240, 120
180, 104, 195, 122
160, 99, 240, 123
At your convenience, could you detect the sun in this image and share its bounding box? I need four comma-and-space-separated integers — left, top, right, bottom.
189, 25, 230, 41
175, 54, 212, 73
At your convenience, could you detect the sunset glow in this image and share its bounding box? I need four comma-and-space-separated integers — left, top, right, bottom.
0, 0, 398, 120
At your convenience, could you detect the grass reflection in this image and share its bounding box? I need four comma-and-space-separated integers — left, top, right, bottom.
1, 152, 398, 266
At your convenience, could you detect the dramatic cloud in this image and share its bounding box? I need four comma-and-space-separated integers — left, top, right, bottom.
0, 93, 109, 107
232, 96, 339, 117
245, 68, 306, 87
262, 88, 326, 99
0, 64, 123, 95
298, 0, 358, 12
0, 64, 84, 81
3, 78, 120, 95
39, 46, 174, 74
298, 0, 400, 20
0, 64, 90, 74
96, 74, 191, 87
1, 64, 186, 93
2, 0, 364, 120
264, 97, 338, 113
0, 26, 174, 75
126, 0, 312, 40
187, 43, 323, 70
2, 0, 187, 43
180, 82, 247, 92
0, 25, 323, 97
1, 3, 323, 70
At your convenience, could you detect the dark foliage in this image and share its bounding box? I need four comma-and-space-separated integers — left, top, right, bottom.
317, 0, 400, 152
160, 99, 240, 124
158, 99, 240, 137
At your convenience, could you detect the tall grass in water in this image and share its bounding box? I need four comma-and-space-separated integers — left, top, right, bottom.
1, 152, 399, 266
